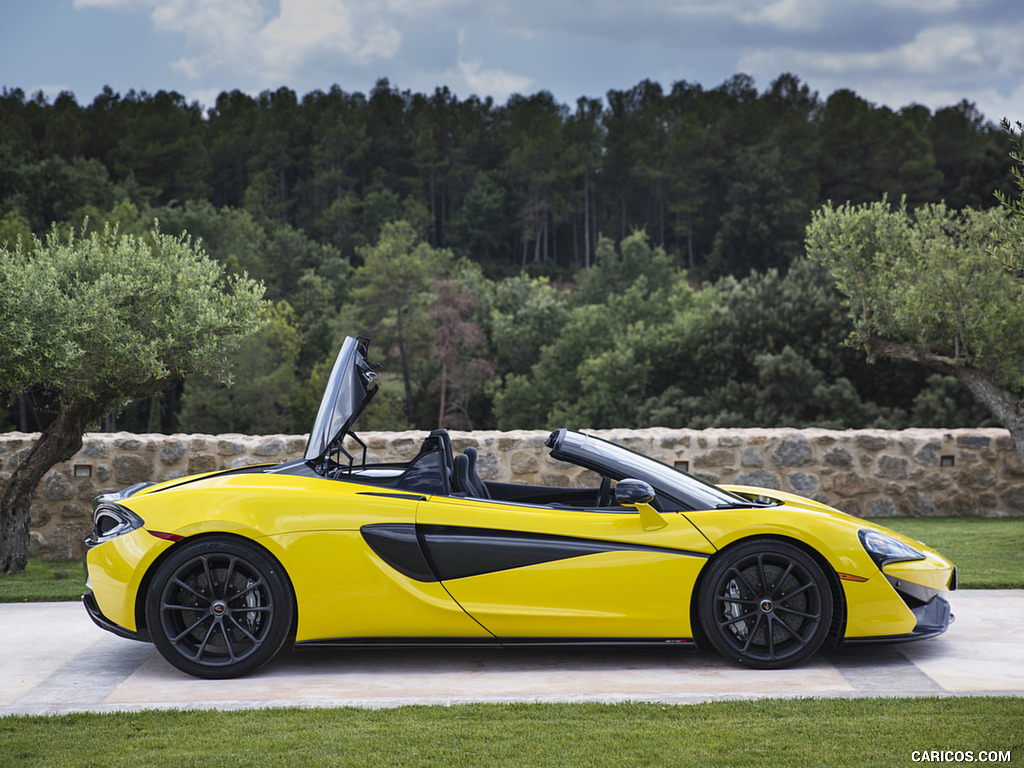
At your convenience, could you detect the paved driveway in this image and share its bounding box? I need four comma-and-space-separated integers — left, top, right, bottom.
3, 590, 1022, 716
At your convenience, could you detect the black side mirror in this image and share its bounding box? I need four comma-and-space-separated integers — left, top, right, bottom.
614, 478, 655, 506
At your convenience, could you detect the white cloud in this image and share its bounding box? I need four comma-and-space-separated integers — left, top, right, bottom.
101, 0, 403, 86
456, 57, 533, 102
740, 0, 829, 31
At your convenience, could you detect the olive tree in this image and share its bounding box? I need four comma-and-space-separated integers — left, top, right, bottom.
0, 223, 267, 573
990, 119, 1024, 275
806, 200, 1024, 460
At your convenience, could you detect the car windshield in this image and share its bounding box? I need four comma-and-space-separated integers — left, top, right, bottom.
553, 430, 749, 511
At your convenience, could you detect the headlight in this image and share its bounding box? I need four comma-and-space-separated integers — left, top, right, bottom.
859, 529, 926, 567
86, 502, 145, 548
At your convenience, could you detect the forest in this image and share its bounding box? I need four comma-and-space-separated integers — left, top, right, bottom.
0, 72, 1016, 435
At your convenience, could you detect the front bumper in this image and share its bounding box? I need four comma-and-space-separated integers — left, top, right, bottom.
83, 592, 150, 643
843, 594, 954, 645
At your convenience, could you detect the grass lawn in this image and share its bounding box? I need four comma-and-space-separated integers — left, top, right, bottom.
1, 698, 1021, 768
0, 557, 86, 602
868, 516, 1024, 589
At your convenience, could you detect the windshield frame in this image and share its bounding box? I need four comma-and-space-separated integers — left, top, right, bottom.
546, 429, 752, 511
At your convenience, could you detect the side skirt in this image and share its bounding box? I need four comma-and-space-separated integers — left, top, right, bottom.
294, 637, 699, 651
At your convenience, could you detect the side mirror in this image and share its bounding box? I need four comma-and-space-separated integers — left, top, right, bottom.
614, 478, 655, 505
614, 479, 666, 530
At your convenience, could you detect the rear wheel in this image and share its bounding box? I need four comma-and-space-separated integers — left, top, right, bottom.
698, 539, 833, 669
146, 537, 294, 679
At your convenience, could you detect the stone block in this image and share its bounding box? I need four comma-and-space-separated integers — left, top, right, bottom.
771, 435, 813, 467
833, 472, 879, 497
218, 438, 246, 456
856, 434, 888, 451
876, 454, 909, 480
254, 437, 285, 457
510, 452, 539, 475
741, 448, 764, 468
42, 471, 77, 501
823, 445, 853, 469
693, 449, 734, 468
114, 454, 154, 485
187, 454, 218, 475
734, 470, 781, 490
160, 440, 187, 465
787, 472, 819, 493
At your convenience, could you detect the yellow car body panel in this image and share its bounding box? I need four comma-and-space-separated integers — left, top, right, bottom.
416, 496, 713, 638
86, 528, 173, 632
264, 530, 491, 642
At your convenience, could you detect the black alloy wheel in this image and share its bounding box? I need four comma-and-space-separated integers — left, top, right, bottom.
146, 537, 294, 679
698, 538, 833, 669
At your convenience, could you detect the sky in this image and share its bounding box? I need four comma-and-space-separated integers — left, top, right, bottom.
2, 0, 1022, 125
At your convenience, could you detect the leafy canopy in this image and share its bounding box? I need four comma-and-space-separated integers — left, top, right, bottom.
806, 200, 1024, 394
0, 222, 268, 404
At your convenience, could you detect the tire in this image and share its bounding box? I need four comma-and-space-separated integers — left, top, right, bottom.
698, 538, 833, 669
145, 537, 294, 679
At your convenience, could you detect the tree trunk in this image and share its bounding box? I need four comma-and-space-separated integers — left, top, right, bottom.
394, 306, 416, 426
0, 396, 107, 574
865, 335, 1024, 461
583, 170, 590, 268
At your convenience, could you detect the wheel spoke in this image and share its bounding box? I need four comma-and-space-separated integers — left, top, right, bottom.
770, 563, 795, 598
740, 614, 764, 653
777, 581, 816, 604
169, 614, 209, 643
222, 556, 238, 598
193, 620, 220, 662
171, 577, 209, 603
756, 553, 771, 595
198, 555, 218, 599
725, 565, 759, 598
229, 577, 266, 603
716, 608, 759, 628
775, 605, 820, 620
226, 614, 262, 645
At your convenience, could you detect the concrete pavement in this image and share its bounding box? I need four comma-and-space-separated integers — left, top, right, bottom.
2, 590, 1022, 716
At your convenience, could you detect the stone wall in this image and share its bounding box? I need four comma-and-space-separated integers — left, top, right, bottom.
3, 427, 1022, 560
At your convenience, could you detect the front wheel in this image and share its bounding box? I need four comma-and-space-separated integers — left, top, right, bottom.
698, 539, 833, 669
145, 537, 294, 679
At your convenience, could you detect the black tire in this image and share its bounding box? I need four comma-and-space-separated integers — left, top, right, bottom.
698, 538, 833, 669
145, 537, 294, 679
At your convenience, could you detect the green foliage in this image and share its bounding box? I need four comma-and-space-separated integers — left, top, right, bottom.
806, 200, 1024, 392
990, 119, 1024, 274
0, 222, 268, 404
1, 81, 1016, 434
178, 301, 306, 434
349, 220, 454, 424
0, 210, 31, 252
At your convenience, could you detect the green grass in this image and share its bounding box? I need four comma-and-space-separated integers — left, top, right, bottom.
0, 557, 86, 602
1, 699, 1021, 768
868, 517, 1024, 589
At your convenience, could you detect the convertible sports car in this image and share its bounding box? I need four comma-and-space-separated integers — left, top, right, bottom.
84, 336, 956, 679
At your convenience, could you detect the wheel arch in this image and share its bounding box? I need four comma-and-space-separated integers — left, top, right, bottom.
133, 531, 299, 641
689, 533, 847, 649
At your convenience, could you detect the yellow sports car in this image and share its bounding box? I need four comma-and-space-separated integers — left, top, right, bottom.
84, 337, 956, 678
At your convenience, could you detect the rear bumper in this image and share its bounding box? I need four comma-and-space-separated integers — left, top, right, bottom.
83, 592, 150, 643
843, 595, 953, 646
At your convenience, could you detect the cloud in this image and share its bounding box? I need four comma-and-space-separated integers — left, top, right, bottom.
456, 57, 533, 102
89, 0, 405, 86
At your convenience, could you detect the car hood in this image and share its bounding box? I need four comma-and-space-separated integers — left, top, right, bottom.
304, 336, 380, 463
